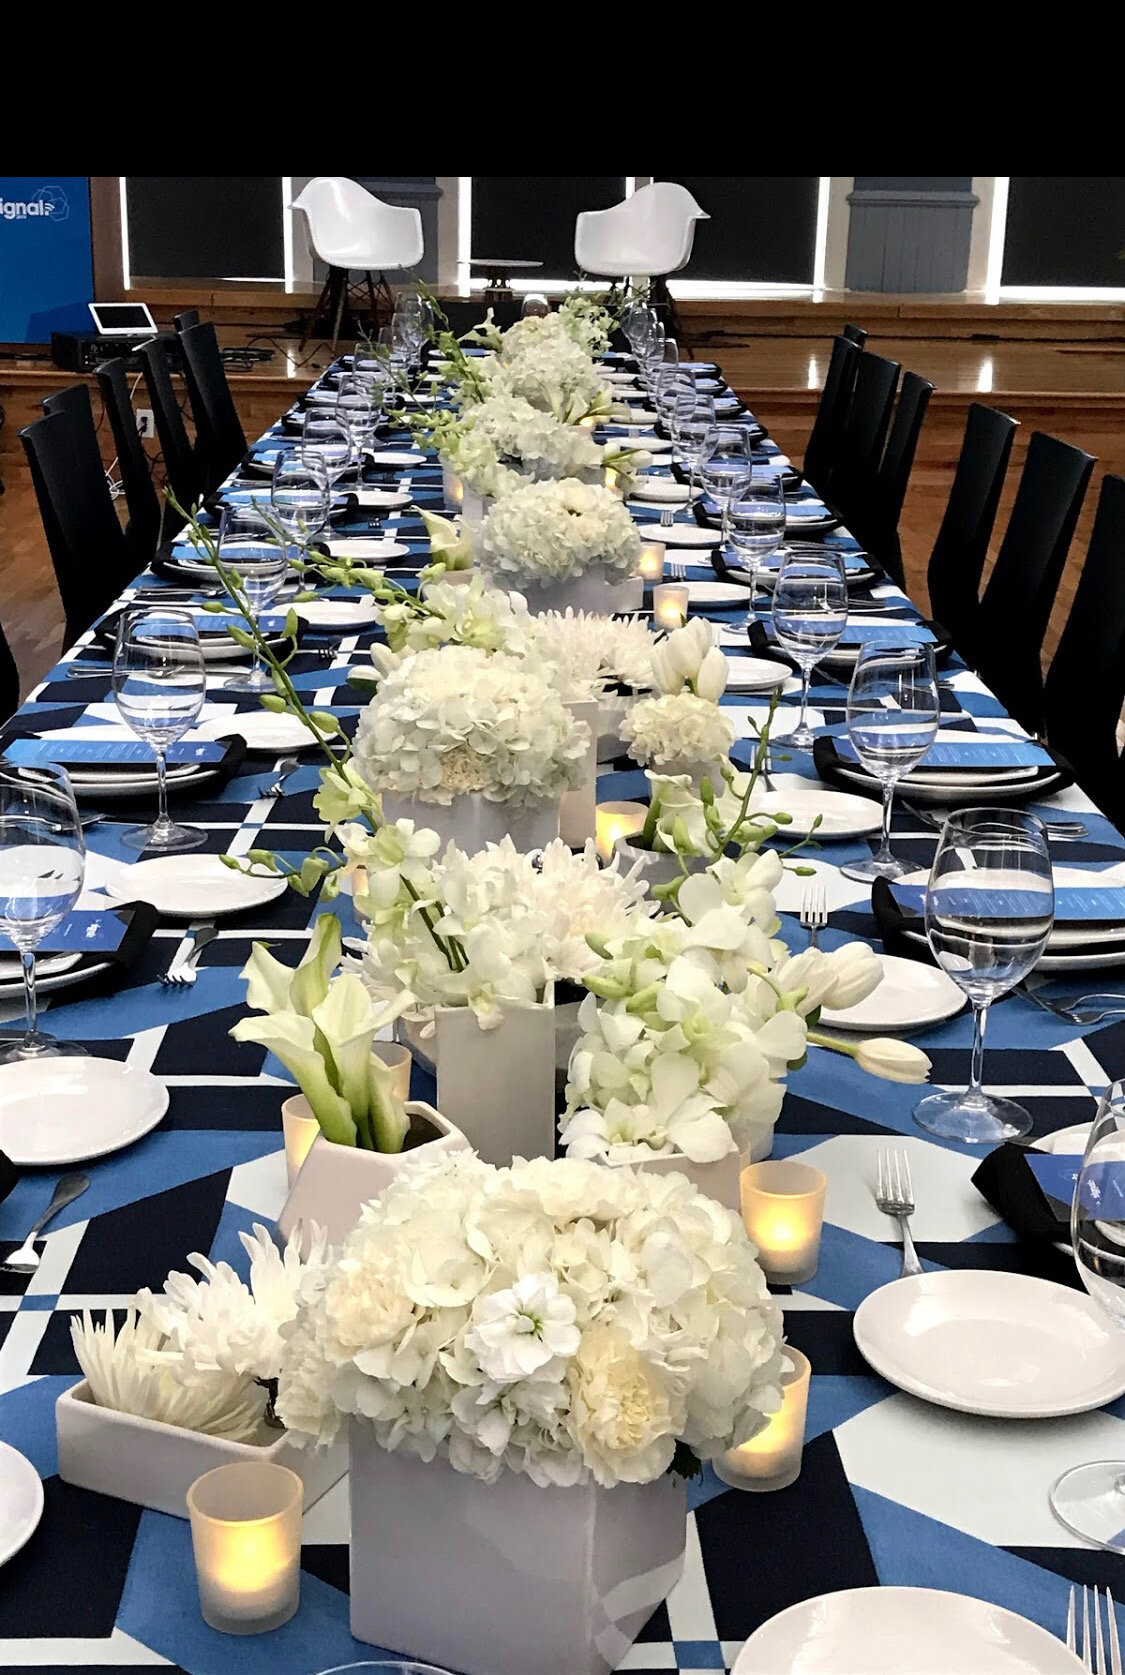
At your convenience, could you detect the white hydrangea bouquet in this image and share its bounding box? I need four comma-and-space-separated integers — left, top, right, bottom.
276, 1149, 787, 1487
621, 618, 736, 772
419, 394, 647, 500
478, 477, 642, 589
350, 835, 652, 1031
351, 644, 589, 808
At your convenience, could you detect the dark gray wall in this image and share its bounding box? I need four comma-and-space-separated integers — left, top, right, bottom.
846, 177, 978, 293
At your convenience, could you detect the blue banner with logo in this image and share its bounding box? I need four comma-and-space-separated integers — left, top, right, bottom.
0, 177, 93, 344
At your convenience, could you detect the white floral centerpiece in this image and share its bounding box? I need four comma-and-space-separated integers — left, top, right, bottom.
478, 477, 643, 613
277, 1149, 786, 1670
479, 319, 616, 424
351, 643, 589, 852
378, 571, 530, 660
423, 394, 646, 502
621, 618, 735, 778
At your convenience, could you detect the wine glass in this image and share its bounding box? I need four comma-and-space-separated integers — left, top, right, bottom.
301, 415, 354, 489
0, 763, 86, 1062
698, 426, 755, 534
335, 375, 378, 457
842, 643, 941, 883
678, 397, 717, 493
272, 455, 330, 562
914, 808, 1054, 1143
1050, 1079, 1125, 1552
725, 476, 788, 591
770, 551, 849, 748
215, 510, 289, 695
112, 608, 207, 852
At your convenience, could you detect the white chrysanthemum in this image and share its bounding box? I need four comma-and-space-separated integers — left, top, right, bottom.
479, 478, 642, 587
519, 610, 655, 700
276, 1150, 786, 1488
351, 645, 590, 808
621, 692, 736, 769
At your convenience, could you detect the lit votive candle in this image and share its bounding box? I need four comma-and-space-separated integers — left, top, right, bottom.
741, 1159, 827, 1284
371, 1040, 412, 1103
187, 1462, 303, 1635
603, 465, 619, 494
653, 583, 689, 630
714, 1348, 812, 1492
637, 539, 666, 584
281, 1094, 319, 1186
578, 415, 597, 431
595, 800, 648, 863
442, 466, 464, 508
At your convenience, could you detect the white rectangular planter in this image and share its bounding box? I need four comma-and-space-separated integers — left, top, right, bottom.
613, 1148, 745, 1213
277, 1100, 469, 1250
348, 1422, 687, 1675
434, 995, 557, 1166
56, 1381, 346, 1520
380, 791, 560, 857
560, 699, 600, 849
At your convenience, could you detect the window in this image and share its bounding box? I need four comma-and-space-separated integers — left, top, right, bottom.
125, 176, 285, 282
468, 176, 626, 285
667, 176, 822, 290
1001, 177, 1125, 293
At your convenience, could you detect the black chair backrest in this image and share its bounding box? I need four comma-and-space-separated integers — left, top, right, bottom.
802, 335, 862, 500
973, 431, 1096, 731
42, 383, 94, 423
1045, 474, 1125, 811
177, 321, 247, 493
0, 618, 19, 724
927, 403, 1019, 650
865, 370, 933, 586
173, 309, 201, 332
138, 336, 201, 512
831, 350, 901, 528
19, 410, 135, 646
842, 323, 868, 348
96, 357, 163, 570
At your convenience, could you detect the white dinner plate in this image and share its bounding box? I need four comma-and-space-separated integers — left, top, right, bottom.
629, 480, 692, 505
0, 1057, 169, 1167
734, 1586, 1085, 1675
367, 449, 426, 467
196, 711, 320, 753
819, 953, 965, 1031
0, 1443, 44, 1569
104, 855, 289, 919
833, 760, 1043, 795
1039, 946, 1125, 972
0, 949, 83, 979
352, 487, 413, 512
684, 581, 751, 609
295, 599, 382, 631
1039, 1122, 1091, 1155
748, 785, 883, 839
723, 657, 792, 694
896, 867, 1125, 956
325, 539, 411, 563
643, 523, 721, 548
852, 1269, 1125, 1417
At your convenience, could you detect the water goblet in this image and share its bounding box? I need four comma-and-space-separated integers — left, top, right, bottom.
769, 550, 849, 748
215, 510, 290, 695
841, 642, 941, 882
0, 762, 86, 1062
112, 607, 207, 852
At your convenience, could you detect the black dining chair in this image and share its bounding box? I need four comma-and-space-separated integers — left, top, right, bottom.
842, 322, 868, 348
926, 403, 1019, 653
830, 350, 901, 535
801, 335, 862, 503
0, 618, 20, 724
42, 383, 96, 424
176, 320, 247, 494
857, 370, 933, 587
19, 410, 136, 646
96, 357, 164, 571
138, 336, 203, 513
970, 432, 1096, 733
173, 309, 201, 332
1044, 474, 1125, 815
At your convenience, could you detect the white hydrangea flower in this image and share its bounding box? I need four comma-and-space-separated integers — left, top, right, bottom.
621, 692, 736, 770
479, 478, 642, 587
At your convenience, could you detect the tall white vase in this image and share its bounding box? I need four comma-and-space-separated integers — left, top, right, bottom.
380, 792, 560, 856
560, 700, 599, 849
432, 995, 557, 1165
348, 1422, 687, 1675
608, 1148, 744, 1213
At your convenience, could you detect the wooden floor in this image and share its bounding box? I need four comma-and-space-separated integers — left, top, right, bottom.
1, 328, 1123, 702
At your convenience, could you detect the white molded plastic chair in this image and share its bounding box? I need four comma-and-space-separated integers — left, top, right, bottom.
574, 182, 709, 279
292, 177, 424, 274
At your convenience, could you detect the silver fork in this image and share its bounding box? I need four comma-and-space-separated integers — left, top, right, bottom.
874, 1149, 924, 1278
1068, 1584, 1122, 1674
161, 925, 218, 989
904, 802, 1088, 842
1016, 985, 1125, 1027
660, 507, 675, 530
267, 757, 301, 799
799, 882, 827, 949
3, 1173, 89, 1273
666, 557, 687, 580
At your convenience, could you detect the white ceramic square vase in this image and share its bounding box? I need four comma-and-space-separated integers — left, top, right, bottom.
348, 1421, 687, 1675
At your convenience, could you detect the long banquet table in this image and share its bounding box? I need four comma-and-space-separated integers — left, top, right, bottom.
2, 343, 1124, 1675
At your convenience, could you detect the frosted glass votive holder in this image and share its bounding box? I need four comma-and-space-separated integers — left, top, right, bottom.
740, 1159, 827, 1284
187, 1461, 303, 1634
713, 1348, 812, 1492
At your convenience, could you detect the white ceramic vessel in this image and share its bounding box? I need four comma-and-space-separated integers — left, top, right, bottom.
379, 792, 560, 857
55, 1381, 346, 1520
348, 1421, 687, 1675
560, 699, 600, 848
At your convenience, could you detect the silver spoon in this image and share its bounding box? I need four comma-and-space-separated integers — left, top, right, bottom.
3, 1173, 90, 1273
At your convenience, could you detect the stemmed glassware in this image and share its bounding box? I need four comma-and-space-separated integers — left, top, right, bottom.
271, 455, 330, 563
1050, 1079, 1125, 1552
678, 397, 717, 493
0, 762, 86, 1063
725, 475, 787, 591
112, 607, 207, 852
301, 415, 354, 491
842, 643, 941, 882
335, 375, 379, 459
698, 425, 755, 536
770, 550, 849, 748
914, 808, 1054, 1142
215, 510, 290, 695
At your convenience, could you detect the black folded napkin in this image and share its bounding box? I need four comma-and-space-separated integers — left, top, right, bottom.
870, 874, 936, 963
817, 729, 1073, 807
3, 726, 250, 807
972, 1140, 1075, 1245
0, 1151, 19, 1207
0, 901, 160, 1006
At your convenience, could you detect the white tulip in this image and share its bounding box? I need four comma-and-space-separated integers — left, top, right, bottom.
820, 943, 883, 1010
854, 1037, 932, 1084
695, 646, 730, 702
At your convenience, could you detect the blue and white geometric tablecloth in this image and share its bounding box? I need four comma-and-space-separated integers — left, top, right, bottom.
2, 363, 1122, 1674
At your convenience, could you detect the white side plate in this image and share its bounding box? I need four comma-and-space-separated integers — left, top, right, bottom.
0, 1057, 169, 1166
104, 855, 289, 918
